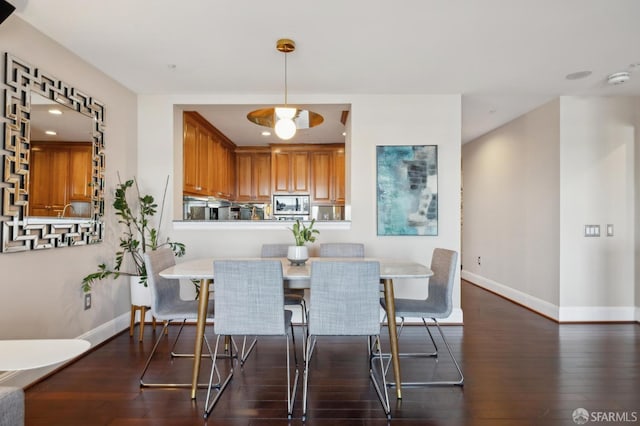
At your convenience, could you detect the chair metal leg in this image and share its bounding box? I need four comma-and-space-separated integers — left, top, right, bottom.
386, 317, 464, 387
369, 335, 391, 419
140, 320, 217, 389
285, 333, 299, 419
204, 334, 234, 418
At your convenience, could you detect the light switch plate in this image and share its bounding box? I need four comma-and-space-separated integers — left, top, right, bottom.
584, 225, 600, 237
606, 224, 614, 236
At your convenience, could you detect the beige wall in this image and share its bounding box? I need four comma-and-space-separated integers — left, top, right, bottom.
462, 96, 639, 322
462, 100, 561, 317
0, 15, 137, 353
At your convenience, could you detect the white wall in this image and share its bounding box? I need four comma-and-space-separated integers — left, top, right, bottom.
137, 94, 463, 320
559, 97, 637, 321
462, 100, 561, 318
0, 16, 138, 385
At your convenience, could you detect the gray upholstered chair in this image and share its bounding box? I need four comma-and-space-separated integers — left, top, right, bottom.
380, 248, 464, 386
303, 260, 390, 420
139, 247, 216, 389
0, 386, 24, 426
319, 242, 365, 258
205, 260, 298, 419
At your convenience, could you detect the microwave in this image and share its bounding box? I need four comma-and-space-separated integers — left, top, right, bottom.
273, 194, 310, 216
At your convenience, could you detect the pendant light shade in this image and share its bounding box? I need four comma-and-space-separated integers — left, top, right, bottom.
247, 39, 323, 140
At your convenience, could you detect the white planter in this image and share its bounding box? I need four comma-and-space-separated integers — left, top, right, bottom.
130, 276, 154, 322
287, 245, 309, 266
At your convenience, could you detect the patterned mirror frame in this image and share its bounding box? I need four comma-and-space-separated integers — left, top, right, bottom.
1, 53, 105, 252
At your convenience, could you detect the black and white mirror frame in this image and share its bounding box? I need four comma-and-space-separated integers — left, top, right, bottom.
1, 53, 105, 252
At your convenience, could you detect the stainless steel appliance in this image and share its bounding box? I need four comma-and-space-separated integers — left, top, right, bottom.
272, 194, 310, 220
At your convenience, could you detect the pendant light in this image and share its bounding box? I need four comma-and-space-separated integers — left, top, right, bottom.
247, 39, 323, 140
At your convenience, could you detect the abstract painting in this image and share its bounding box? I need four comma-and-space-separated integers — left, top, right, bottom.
376, 145, 438, 236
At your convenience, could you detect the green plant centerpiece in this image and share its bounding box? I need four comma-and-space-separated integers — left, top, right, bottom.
81, 176, 185, 292
287, 219, 319, 265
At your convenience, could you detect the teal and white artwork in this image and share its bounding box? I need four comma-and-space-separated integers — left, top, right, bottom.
376, 145, 438, 236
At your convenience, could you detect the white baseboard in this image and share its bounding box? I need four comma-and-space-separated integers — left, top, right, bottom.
558, 306, 636, 322
462, 270, 637, 323
461, 270, 559, 320
0, 312, 130, 388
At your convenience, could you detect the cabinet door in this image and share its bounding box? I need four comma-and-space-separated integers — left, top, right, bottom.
311, 151, 332, 203
291, 152, 310, 193
253, 153, 271, 201
333, 149, 345, 204
68, 144, 93, 202
196, 127, 210, 195
29, 147, 54, 216
183, 116, 199, 194
272, 151, 291, 193
235, 153, 253, 201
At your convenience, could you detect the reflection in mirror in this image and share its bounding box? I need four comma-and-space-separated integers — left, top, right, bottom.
1, 54, 105, 252
29, 94, 94, 218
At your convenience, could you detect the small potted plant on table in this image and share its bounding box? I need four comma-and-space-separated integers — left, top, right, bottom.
287, 219, 319, 265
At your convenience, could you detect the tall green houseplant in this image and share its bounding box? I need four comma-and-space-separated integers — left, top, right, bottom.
82, 177, 185, 292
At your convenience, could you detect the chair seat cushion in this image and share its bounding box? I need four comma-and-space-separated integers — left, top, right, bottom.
154, 298, 215, 321
380, 297, 450, 319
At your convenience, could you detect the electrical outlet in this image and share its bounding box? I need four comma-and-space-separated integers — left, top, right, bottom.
84, 293, 92, 310
477, 256, 481, 266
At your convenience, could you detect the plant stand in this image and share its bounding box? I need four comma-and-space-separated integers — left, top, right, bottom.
129, 276, 163, 342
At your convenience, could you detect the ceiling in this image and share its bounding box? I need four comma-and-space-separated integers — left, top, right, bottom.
9, 0, 640, 145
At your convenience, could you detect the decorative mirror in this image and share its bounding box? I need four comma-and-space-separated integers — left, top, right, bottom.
1, 53, 105, 252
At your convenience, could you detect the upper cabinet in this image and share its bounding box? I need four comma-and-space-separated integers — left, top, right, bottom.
272, 147, 310, 194
183, 111, 236, 198
310, 145, 345, 204
183, 112, 345, 207
236, 148, 271, 202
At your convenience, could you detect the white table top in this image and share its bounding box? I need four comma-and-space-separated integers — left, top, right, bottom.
160, 257, 432, 282
0, 339, 91, 371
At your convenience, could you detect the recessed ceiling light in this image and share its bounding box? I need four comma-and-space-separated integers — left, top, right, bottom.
45, 130, 57, 136
167, 64, 176, 69
48, 108, 62, 115
261, 131, 271, 136
565, 70, 592, 80
342, 132, 347, 136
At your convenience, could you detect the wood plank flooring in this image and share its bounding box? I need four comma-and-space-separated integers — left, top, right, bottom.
24, 281, 640, 425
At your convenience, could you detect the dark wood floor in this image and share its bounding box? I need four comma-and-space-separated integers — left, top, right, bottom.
24, 281, 639, 425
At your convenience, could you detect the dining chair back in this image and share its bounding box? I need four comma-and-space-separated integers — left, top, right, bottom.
319, 242, 365, 258
380, 247, 463, 386
140, 247, 215, 389
205, 260, 298, 419
303, 260, 390, 420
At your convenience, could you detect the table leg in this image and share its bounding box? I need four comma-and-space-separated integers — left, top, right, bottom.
191, 278, 210, 399
383, 278, 402, 399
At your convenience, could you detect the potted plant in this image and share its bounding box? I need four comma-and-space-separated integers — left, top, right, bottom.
287, 219, 319, 265
81, 176, 185, 300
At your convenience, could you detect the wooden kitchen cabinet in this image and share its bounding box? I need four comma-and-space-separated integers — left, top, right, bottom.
272, 148, 310, 194
183, 111, 236, 198
236, 148, 271, 202
310, 145, 345, 204
29, 141, 93, 217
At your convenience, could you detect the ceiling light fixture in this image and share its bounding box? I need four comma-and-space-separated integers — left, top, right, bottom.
606, 71, 630, 85
247, 38, 323, 140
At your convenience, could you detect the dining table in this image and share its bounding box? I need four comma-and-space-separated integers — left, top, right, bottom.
159, 256, 432, 400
